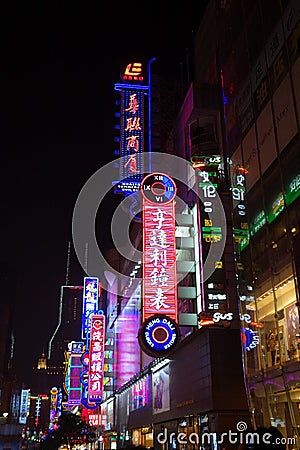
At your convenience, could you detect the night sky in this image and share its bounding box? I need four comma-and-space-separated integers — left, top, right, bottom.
0, 1, 208, 385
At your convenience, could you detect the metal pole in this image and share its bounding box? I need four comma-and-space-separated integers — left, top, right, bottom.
147, 57, 156, 174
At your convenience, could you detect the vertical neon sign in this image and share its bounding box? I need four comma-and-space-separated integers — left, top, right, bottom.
141, 173, 178, 322
114, 63, 149, 196
67, 342, 84, 407
121, 90, 144, 180
232, 165, 249, 251
198, 160, 227, 313
82, 277, 99, 340
19, 389, 30, 425
49, 387, 59, 430
88, 314, 105, 403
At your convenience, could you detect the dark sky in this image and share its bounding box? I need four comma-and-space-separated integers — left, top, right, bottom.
0, 1, 208, 385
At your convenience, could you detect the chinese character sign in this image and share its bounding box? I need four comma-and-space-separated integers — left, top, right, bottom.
67, 345, 84, 407
82, 277, 99, 340
121, 89, 145, 180
19, 389, 30, 425
141, 173, 177, 322
88, 314, 105, 403
198, 166, 227, 313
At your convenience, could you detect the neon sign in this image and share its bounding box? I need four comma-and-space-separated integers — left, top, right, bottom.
114, 63, 149, 197
286, 173, 300, 206
82, 277, 99, 341
267, 192, 284, 223
138, 173, 179, 357
231, 165, 249, 251
138, 315, 180, 358
121, 62, 143, 82
250, 210, 266, 236
49, 387, 60, 430
241, 328, 260, 351
191, 154, 222, 168
67, 343, 84, 407
198, 167, 227, 312
19, 389, 30, 425
88, 314, 105, 403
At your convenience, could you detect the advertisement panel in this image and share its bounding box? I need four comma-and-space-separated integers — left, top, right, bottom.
152, 364, 170, 414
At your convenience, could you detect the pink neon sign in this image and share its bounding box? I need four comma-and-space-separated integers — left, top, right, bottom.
88, 314, 105, 403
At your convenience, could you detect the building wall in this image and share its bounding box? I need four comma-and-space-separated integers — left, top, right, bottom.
191, 0, 300, 444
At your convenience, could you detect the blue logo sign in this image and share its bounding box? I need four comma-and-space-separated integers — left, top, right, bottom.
138, 315, 179, 357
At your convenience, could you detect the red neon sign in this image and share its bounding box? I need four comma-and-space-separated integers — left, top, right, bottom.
88, 314, 105, 403
121, 62, 144, 81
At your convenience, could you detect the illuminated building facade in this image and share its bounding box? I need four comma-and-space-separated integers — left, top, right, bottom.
101, 1, 300, 449
190, 0, 300, 444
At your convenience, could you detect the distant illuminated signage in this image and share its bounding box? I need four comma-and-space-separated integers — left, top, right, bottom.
199, 311, 253, 327
49, 387, 60, 430
82, 277, 99, 340
250, 210, 266, 236
88, 412, 101, 426
285, 173, 300, 206
34, 396, 41, 428
231, 166, 249, 251
191, 154, 222, 168
138, 315, 180, 357
233, 227, 249, 250
19, 389, 30, 425
88, 314, 105, 403
198, 311, 232, 327
70, 341, 84, 354
81, 386, 99, 410
141, 173, 178, 322
67, 350, 83, 407
113, 180, 141, 194
267, 192, 285, 223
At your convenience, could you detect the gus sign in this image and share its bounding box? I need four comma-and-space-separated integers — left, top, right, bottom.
138, 315, 180, 357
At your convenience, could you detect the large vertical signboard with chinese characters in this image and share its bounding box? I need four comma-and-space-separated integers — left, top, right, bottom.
114, 63, 149, 195
82, 277, 99, 341
138, 173, 180, 357
231, 165, 249, 252
141, 173, 177, 321
66, 341, 84, 408
197, 159, 228, 319
88, 314, 105, 403
19, 389, 30, 425
49, 387, 61, 430
121, 89, 144, 180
